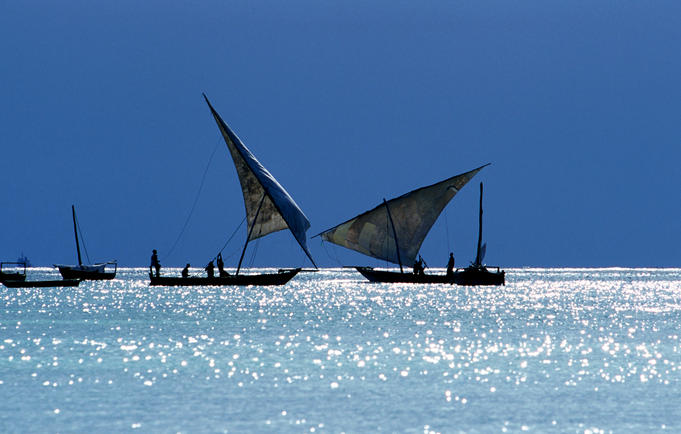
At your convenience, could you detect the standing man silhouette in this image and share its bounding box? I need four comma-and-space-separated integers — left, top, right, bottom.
446, 252, 455, 277
150, 249, 161, 277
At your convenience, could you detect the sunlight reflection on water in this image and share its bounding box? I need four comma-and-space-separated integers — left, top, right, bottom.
1, 268, 681, 432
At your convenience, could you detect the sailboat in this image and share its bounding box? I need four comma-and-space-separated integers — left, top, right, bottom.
449, 182, 505, 286
54, 205, 117, 280
149, 94, 316, 286
317, 164, 504, 285
0, 262, 26, 283
1, 260, 81, 288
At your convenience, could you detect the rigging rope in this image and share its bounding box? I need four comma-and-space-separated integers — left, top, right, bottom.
444, 207, 451, 253
213, 215, 246, 260
222, 246, 241, 262
385, 206, 390, 268
320, 239, 342, 267
247, 226, 263, 268
248, 237, 260, 268
166, 142, 221, 260
75, 217, 91, 264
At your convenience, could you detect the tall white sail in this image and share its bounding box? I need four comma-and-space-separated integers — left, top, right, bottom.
204, 95, 316, 267
318, 164, 488, 266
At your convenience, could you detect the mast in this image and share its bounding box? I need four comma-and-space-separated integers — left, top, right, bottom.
72, 205, 82, 266
384, 199, 404, 273
475, 182, 483, 267
236, 193, 266, 275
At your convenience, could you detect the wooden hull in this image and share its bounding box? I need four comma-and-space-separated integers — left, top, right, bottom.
149, 268, 301, 286
355, 266, 505, 286
2, 279, 81, 288
0, 272, 26, 282
451, 266, 505, 286
356, 267, 456, 284
57, 267, 116, 280
56, 263, 117, 280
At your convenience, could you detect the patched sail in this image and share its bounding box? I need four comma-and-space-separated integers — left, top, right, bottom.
318, 164, 488, 265
204, 95, 316, 267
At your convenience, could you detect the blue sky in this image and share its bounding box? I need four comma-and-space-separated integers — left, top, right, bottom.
1, 0, 680, 268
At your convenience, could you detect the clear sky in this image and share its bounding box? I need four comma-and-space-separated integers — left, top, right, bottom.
2, 0, 680, 268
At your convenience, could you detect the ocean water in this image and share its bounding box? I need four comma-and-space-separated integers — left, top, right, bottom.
1, 267, 681, 433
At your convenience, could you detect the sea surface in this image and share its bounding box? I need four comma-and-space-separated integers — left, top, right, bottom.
1, 267, 681, 433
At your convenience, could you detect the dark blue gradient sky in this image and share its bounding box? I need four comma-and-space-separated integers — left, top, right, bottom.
2, 1, 680, 267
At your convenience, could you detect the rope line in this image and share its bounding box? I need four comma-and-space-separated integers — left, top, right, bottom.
248, 236, 261, 267
166, 143, 220, 260
320, 239, 342, 267
75, 217, 91, 264
444, 207, 451, 253
385, 206, 390, 268
213, 215, 246, 260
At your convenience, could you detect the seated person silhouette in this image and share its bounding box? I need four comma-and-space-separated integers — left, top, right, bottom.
182, 264, 190, 278
205, 260, 215, 278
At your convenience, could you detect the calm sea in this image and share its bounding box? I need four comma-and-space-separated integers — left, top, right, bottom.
1, 268, 680, 432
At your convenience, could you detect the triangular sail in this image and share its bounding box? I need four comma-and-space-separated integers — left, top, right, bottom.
318, 164, 488, 265
203, 94, 316, 267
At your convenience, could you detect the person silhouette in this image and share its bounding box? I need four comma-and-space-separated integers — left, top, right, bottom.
150, 249, 161, 277
216, 253, 228, 277
205, 260, 215, 278
182, 263, 190, 278
413, 256, 425, 276
446, 253, 455, 277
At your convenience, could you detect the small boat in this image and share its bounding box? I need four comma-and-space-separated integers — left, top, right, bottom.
0, 262, 80, 288
150, 94, 316, 286
0, 262, 27, 283
54, 205, 117, 280
317, 165, 504, 285
449, 182, 504, 286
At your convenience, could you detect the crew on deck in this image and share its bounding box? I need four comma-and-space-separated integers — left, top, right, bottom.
216, 253, 229, 277
413, 256, 425, 276
205, 260, 215, 278
150, 249, 161, 277
446, 253, 455, 277
182, 263, 190, 278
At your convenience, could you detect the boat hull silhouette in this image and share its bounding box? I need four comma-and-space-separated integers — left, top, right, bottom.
2, 279, 81, 288
56, 206, 117, 280
149, 268, 301, 286
356, 266, 505, 286
57, 263, 116, 280
0, 272, 26, 283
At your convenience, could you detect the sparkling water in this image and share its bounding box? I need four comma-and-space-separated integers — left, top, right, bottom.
1, 268, 680, 432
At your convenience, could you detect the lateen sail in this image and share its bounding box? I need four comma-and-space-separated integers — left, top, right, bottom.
318, 164, 488, 265
203, 94, 316, 267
